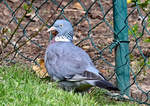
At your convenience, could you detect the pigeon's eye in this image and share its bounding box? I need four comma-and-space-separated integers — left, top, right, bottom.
59, 24, 63, 27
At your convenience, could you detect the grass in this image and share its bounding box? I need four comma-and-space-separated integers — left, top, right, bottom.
0, 64, 138, 106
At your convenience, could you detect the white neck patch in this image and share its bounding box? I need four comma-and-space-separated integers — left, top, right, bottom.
55, 36, 71, 42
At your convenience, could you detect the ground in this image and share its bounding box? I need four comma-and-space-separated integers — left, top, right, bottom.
0, 0, 149, 105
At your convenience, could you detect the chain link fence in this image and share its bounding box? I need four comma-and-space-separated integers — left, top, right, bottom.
0, 0, 150, 105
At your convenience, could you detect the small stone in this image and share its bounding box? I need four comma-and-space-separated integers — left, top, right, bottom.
3, 9, 9, 16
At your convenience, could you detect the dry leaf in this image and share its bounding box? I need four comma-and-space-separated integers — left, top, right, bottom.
26, 12, 39, 22
127, 0, 132, 4
27, 26, 39, 31
32, 58, 49, 78
82, 45, 90, 50
3, 9, 9, 16
100, 69, 107, 74
73, 2, 83, 10
123, 94, 130, 99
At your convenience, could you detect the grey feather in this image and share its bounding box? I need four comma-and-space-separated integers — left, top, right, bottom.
45, 19, 119, 91
45, 42, 98, 80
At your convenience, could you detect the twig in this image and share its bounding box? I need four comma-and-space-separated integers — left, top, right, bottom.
0, 0, 64, 62
58, 8, 85, 13
0, 0, 35, 55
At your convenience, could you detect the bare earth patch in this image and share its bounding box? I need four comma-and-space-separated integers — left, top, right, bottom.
0, 0, 149, 104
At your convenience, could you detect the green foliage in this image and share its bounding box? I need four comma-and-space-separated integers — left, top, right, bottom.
144, 37, 150, 43
129, 23, 142, 37
129, 0, 150, 38
147, 58, 150, 65
23, 3, 32, 13
130, 54, 135, 61
138, 0, 150, 12
0, 65, 97, 105
148, 16, 150, 27
132, 56, 150, 76
0, 65, 137, 105
131, 0, 150, 12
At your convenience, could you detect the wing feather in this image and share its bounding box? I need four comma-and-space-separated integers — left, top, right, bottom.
45, 42, 104, 81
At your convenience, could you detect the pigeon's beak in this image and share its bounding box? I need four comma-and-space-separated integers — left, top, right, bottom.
47, 27, 58, 36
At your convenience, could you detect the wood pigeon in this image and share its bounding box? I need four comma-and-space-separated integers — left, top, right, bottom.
45, 19, 119, 92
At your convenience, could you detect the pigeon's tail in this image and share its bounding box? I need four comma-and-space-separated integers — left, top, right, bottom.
86, 80, 119, 91
95, 80, 119, 91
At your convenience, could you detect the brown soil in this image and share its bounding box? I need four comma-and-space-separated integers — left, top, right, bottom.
0, 0, 149, 104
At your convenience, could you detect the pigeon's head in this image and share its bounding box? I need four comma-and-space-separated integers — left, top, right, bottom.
47, 19, 74, 42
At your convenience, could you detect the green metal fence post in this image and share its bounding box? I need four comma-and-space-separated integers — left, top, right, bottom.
113, 0, 130, 96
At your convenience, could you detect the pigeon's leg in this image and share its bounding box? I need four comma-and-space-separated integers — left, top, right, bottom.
58, 81, 76, 91
58, 81, 92, 92
87, 87, 95, 94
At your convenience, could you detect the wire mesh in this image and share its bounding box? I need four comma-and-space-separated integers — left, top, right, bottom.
0, 0, 149, 105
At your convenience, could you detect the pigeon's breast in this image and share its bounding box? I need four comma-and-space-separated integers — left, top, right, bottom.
45, 41, 95, 79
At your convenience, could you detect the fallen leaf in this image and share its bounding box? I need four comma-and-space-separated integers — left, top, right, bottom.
123, 94, 130, 99
100, 69, 107, 74
26, 12, 39, 22
127, 0, 132, 4
82, 45, 90, 50
3, 9, 9, 16
32, 58, 49, 78
27, 26, 39, 31
73, 2, 83, 10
